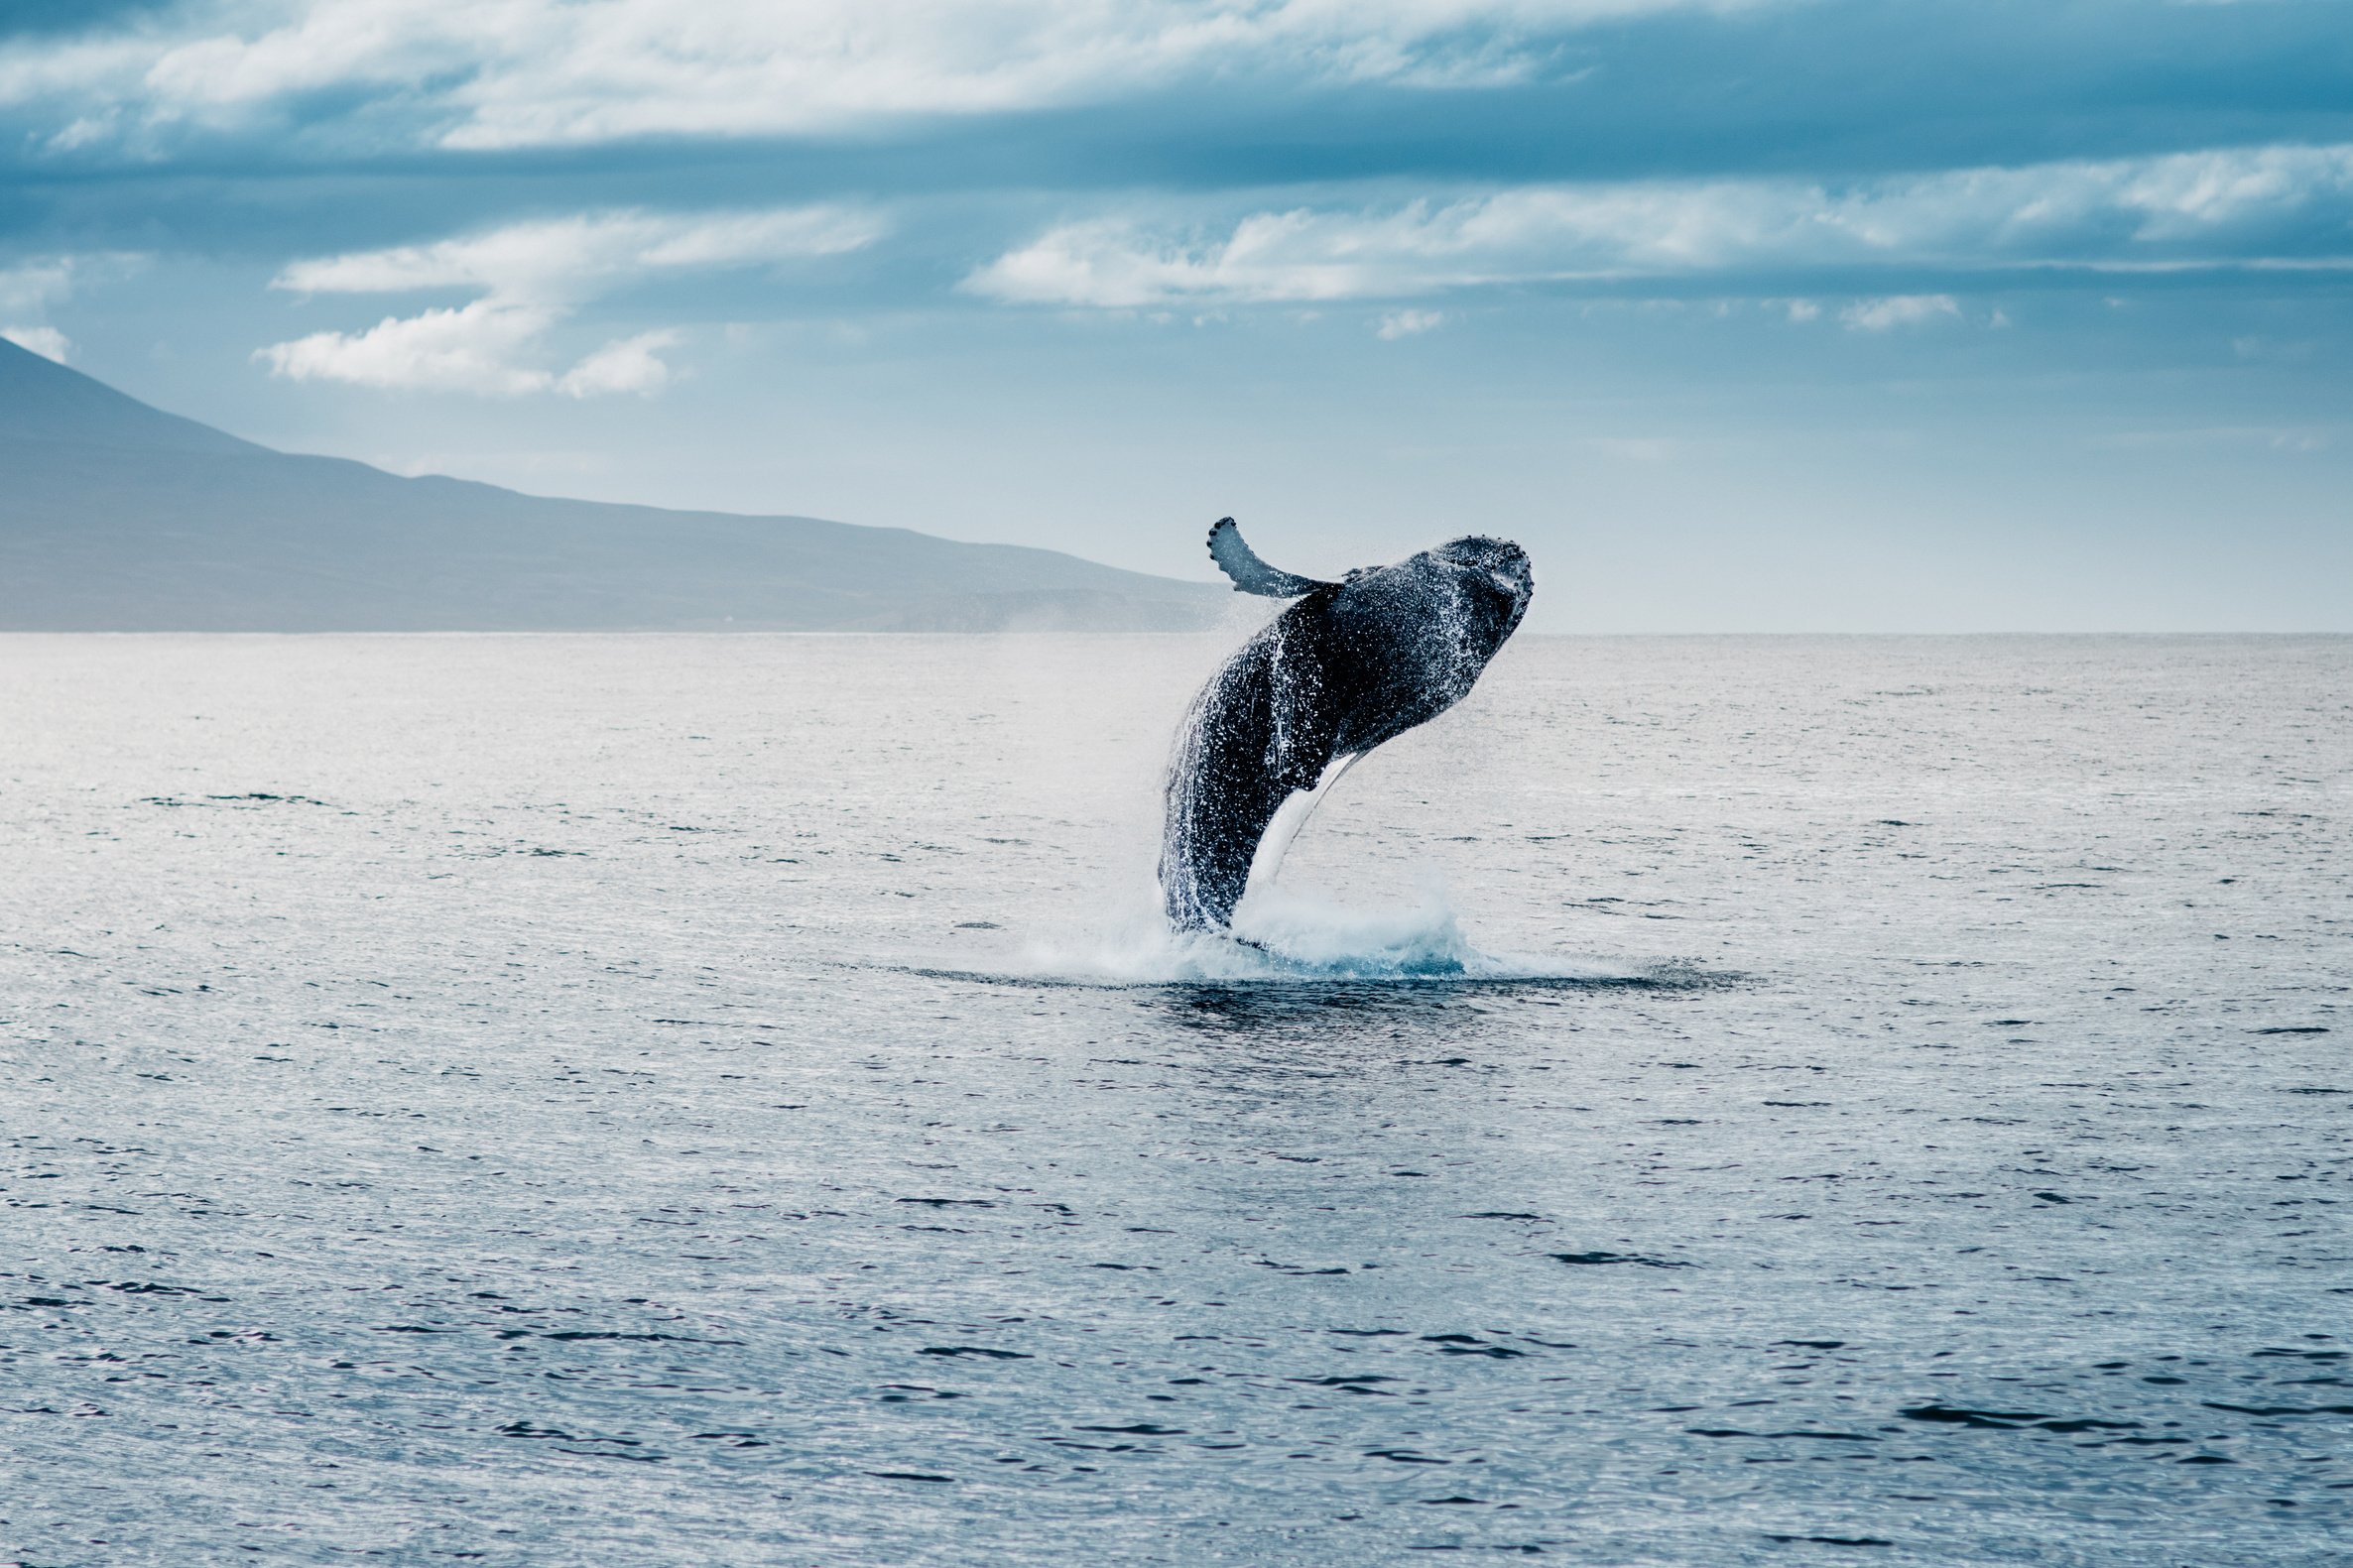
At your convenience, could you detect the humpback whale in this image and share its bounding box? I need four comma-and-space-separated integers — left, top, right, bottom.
1160, 518, 1534, 931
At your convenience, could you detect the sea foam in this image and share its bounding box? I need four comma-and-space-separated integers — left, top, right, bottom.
935, 883, 1637, 987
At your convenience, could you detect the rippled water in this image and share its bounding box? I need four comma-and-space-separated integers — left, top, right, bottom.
3, 632, 2347, 1565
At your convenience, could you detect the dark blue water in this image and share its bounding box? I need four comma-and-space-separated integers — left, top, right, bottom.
3, 634, 2346, 1564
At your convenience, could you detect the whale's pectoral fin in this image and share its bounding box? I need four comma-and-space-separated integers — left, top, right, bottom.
1207, 517, 1336, 598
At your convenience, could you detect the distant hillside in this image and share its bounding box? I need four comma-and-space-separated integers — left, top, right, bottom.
0, 340, 1226, 632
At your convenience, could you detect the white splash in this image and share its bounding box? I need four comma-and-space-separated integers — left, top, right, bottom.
941, 882, 1636, 987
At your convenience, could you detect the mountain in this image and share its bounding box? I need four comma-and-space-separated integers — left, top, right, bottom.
0, 339, 1227, 632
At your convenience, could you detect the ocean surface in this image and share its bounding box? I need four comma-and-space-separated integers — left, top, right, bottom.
2, 631, 2347, 1566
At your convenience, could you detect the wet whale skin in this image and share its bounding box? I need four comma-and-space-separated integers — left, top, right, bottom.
1160, 536, 1533, 930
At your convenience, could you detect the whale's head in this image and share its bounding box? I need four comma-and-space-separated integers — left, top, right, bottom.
1429, 535, 1534, 649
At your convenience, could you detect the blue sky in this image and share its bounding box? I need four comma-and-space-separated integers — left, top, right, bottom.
3, 0, 2349, 630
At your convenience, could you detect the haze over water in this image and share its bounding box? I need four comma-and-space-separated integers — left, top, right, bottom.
3, 633, 2347, 1564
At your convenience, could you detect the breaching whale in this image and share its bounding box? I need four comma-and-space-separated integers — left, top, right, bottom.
1159, 518, 1534, 932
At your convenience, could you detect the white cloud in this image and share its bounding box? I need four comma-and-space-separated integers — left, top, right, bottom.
0, 258, 77, 316
965, 208, 1473, 307
1839, 294, 1959, 330
2, 323, 72, 362
1376, 307, 1444, 337
965, 143, 2353, 307
273, 206, 880, 300
0, 253, 146, 364
261, 299, 559, 393
258, 204, 877, 394
556, 329, 678, 398
0, 0, 1770, 150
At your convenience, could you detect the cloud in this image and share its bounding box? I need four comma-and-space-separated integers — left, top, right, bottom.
261, 299, 560, 394
1, 323, 72, 361
1376, 307, 1444, 337
0, 258, 78, 316
1839, 294, 1958, 330
258, 204, 878, 394
965, 143, 2353, 307
556, 329, 679, 398
273, 206, 881, 300
0, 0, 1769, 151
0, 252, 146, 363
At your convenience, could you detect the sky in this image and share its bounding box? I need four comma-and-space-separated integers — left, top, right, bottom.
2, 0, 2349, 631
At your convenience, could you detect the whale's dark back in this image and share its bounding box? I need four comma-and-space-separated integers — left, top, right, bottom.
1160, 536, 1533, 930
